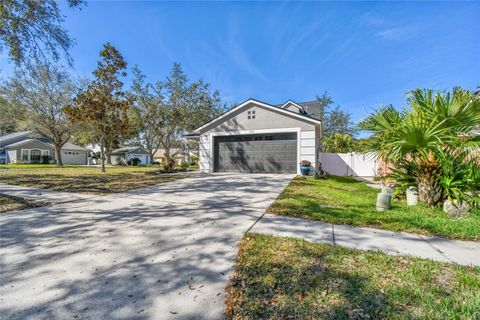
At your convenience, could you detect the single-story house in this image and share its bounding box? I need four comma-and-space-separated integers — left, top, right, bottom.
153, 148, 197, 164
0, 131, 89, 165
186, 99, 322, 174
111, 146, 150, 165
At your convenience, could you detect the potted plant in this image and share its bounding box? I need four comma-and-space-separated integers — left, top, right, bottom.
299, 160, 312, 176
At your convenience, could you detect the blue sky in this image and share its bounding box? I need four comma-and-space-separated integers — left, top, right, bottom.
1, 1, 479, 125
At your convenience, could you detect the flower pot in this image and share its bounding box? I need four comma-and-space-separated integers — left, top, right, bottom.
376, 192, 391, 211
300, 166, 311, 176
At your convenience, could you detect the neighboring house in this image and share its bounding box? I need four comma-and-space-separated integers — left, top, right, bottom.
0, 131, 89, 165
153, 148, 197, 164
110, 146, 150, 165
187, 99, 322, 174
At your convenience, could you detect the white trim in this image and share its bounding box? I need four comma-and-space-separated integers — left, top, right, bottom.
280, 100, 305, 112
208, 127, 302, 174
20, 149, 30, 162
192, 99, 321, 134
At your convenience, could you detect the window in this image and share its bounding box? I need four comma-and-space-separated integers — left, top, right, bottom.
21, 149, 29, 161
247, 110, 256, 120
30, 150, 41, 162
41, 150, 50, 156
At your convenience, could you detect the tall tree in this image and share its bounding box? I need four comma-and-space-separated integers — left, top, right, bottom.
0, 64, 77, 166
309, 92, 355, 137
130, 66, 164, 164
63, 43, 131, 172
157, 63, 224, 163
0, 0, 84, 65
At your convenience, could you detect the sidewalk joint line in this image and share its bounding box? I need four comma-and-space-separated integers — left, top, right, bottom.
331, 224, 336, 245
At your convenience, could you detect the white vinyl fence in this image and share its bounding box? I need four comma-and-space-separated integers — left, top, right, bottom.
319, 153, 378, 177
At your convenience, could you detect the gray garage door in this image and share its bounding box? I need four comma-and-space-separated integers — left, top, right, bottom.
213, 133, 297, 173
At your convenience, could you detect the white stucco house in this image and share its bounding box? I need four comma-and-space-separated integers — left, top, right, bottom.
0, 131, 89, 165
187, 99, 322, 174
110, 146, 151, 165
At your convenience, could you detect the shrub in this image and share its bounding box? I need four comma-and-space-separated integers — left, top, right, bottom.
128, 157, 141, 166
41, 155, 51, 164
180, 162, 189, 172
189, 156, 199, 166
164, 160, 176, 172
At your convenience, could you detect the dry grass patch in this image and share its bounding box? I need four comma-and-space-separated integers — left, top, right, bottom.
0, 166, 192, 194
0, 195, 47, 213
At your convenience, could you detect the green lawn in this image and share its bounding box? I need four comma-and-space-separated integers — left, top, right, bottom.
0, 195, 47, 213
267, 176, 480, 240
226, 233, 480, 320
0, 164, 82, 169
0, 166, 191, 194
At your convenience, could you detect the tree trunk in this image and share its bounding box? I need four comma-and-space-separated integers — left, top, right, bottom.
106, 149, 112, 165
149, 151, 155, 165
417, 162, 443, 207
55, 144, 63, 167
164, 148, 172, 164
100, 143, 106, 173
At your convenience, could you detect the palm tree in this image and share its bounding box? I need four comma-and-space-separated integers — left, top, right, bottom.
360, 88, 480, 207
322, 133, 355, 153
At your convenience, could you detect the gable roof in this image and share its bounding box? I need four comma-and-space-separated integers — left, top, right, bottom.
280, 100, 306, 113
111, 146, 148, 154
189, 99, 322, 135
62, 142, 90, 151
0, 131, 32, 146
2, 138, 54, 149
0, 131, 89, 151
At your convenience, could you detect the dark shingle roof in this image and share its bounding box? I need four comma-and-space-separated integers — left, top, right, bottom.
297, 100, 324, 120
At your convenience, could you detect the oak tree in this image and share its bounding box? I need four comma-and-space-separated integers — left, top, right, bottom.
64, 43, 131, 172
0, 63, 77, 165
130, 66, 164, 164
157, 63, 224, 163
0, 0, 85, 65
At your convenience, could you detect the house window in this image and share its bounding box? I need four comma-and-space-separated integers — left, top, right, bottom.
247, 110, 256, 120
30, 150, 41, 162
21, 149, 29, 161
41, 150, 50, 156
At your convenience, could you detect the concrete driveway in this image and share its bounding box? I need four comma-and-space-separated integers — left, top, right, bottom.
0, 174, 294, 320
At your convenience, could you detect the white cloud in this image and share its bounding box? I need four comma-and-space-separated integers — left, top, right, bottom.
375, 27, 416, 41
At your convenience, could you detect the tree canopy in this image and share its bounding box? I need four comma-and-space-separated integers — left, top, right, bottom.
0, 0, 85, 65
0, 63, 77, 165
63, 43, 132, 172
310, 92, 355, 137
146, 62, 225, 162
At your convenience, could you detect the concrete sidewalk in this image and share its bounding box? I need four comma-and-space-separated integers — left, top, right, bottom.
251, 214, 480, 266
